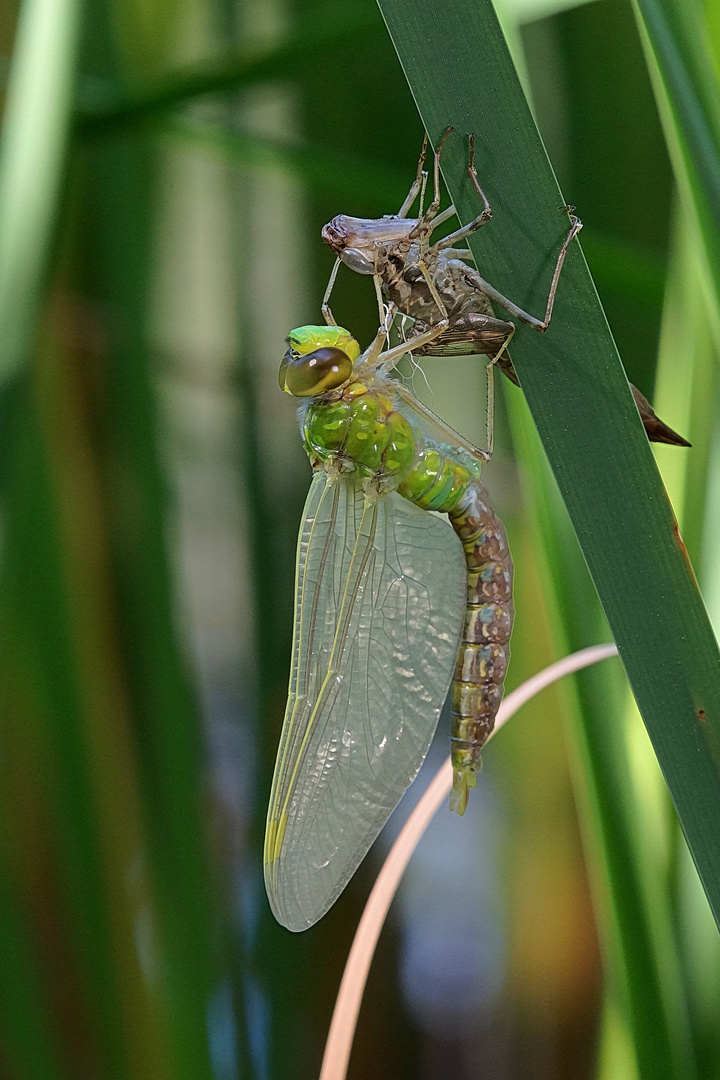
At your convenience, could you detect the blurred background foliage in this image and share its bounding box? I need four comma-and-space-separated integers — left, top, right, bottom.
0, 0, 719, 1079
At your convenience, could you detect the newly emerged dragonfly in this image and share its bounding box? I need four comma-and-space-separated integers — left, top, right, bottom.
322, 129, 689, 448
265, 314, 513, 931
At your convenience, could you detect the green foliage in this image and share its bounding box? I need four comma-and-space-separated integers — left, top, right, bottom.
375, 4, 720, 1079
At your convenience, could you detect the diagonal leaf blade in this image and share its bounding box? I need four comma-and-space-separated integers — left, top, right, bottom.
376, 0, 720, 944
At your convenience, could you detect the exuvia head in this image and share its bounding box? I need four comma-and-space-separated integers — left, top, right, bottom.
279, 326, 360, 397
322, 215, 417, 274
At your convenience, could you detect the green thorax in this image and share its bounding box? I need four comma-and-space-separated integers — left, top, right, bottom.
303, 379, 480, 515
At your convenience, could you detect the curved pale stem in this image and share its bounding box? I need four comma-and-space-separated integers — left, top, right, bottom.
319, 642, 619, 1080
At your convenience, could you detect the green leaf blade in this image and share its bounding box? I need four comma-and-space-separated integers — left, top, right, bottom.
377, 0, 720, 922
376, 1, 720, 1076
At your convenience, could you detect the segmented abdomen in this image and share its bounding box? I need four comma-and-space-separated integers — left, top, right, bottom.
398, 453, 514, 814
447, 483, 513, 813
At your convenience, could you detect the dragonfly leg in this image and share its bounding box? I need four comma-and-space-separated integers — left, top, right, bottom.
321, 257, 342, 326
485, 359, 496, 459
371, 317, 450, 374
373, 272, 387, 324
445, 208, 582, 332
407, 312, 516, 458
439, 247, 473, 260
483, 323, 516, 457
417, 258, 449, 318
409, 125, 453, 239
323, 250, 392, 330
435, 132, 494, 251
361, 302, 402, 370
397, 133, 429, 217
426, 204, 460, 233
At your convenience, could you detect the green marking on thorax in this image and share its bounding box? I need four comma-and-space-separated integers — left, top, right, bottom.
304, 381, 477, 513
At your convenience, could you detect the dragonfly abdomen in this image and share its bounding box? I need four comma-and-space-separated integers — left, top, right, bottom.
447, 483, 514, 814
396, 445, 514, 814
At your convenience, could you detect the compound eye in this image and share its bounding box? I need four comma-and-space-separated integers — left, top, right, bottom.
278, 347, 353, 397
340, 247, 374, 275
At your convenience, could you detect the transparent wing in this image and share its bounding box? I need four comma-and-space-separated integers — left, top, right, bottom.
264, 469, 466, 931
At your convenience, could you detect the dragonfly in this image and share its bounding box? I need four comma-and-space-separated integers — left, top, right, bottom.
322, 128, 690, 449
264, 312, 513, 932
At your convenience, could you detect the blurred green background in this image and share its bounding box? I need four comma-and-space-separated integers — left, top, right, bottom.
1, 0, 719, 1078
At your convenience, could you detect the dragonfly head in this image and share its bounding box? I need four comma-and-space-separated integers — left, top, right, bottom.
280, 326, 360, 397
322, 215, 416, 274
